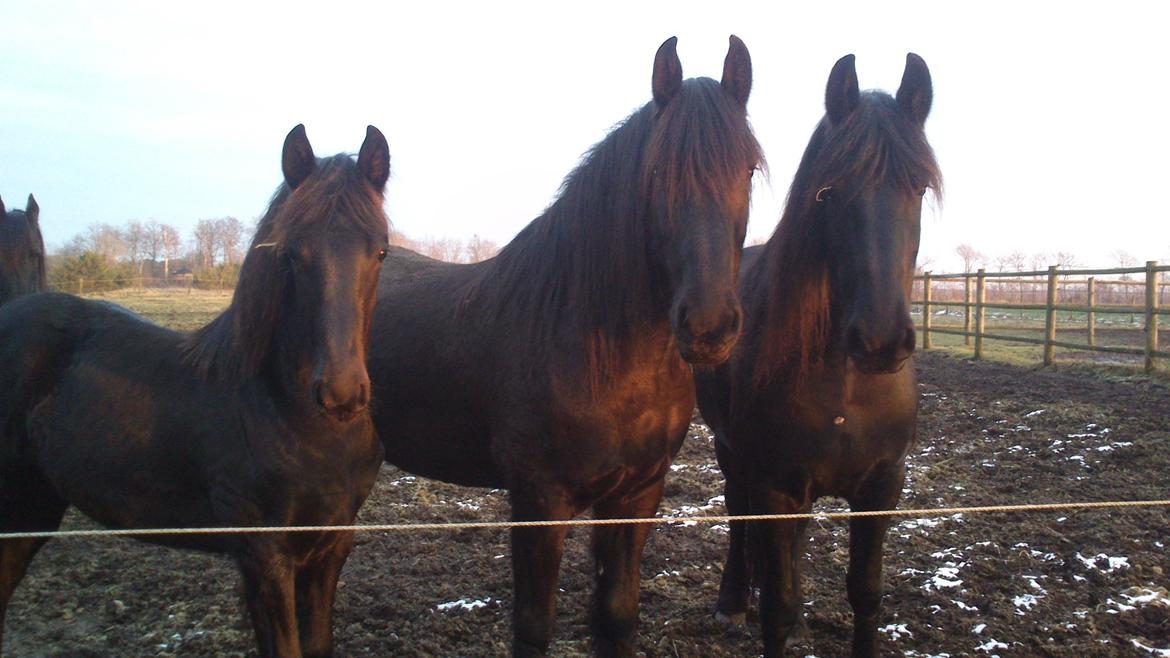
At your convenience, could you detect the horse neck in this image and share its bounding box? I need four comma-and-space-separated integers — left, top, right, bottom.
483, 116, 670, 355
746, 209, 835, 385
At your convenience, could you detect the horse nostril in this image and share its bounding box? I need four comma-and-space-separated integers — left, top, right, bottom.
727, 306, 743, 337
901, 326, 917, 355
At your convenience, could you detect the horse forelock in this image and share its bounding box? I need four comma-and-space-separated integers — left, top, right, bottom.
642, 78, 765, 216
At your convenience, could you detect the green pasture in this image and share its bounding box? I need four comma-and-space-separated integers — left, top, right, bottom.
84, 289, 231, 331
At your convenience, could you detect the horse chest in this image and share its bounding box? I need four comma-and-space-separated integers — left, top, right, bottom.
739, 373, 916, 498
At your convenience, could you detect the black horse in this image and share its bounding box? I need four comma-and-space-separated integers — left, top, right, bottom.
695, 54, 941, 657
0, 125, 392, 658
368, 37, 761, 656
0, 194, 46, 306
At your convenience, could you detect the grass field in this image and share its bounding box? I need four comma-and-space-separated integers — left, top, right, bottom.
83, 289, 232, 332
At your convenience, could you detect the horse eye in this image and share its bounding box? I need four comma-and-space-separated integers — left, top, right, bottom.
918, 187, 928, 197
815, 186, 833, 203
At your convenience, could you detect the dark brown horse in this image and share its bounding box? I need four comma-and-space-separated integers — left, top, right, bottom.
0, 125, 391, 658
368, 37, 761, 657
695, 54, 941, 657
0, 194, 46, 306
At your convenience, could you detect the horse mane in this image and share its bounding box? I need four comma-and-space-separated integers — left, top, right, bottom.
0, 208, 46, 304
180, 154, 387, 383
747, 91, 942, 386
473, 77, 762, 378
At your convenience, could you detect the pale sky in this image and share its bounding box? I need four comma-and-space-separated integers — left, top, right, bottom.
2, 1, 1167, 272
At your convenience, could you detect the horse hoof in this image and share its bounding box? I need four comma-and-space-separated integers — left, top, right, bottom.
715, 610, 746, 628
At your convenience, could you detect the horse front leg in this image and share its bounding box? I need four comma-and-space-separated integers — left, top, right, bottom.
846, 463, 905, 658
238, 549, 300, 658
295, 531, 354, 658
750, 485, 811, 658
590, 478, 665, 658
0, 470, 68, 648
510, 488, 574, 658
714, 440, 751, 627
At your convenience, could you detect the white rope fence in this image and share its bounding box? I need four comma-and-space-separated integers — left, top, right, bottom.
2, 499, 1167, 541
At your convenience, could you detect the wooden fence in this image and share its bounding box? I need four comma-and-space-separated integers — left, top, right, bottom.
915, 261, 1168, 373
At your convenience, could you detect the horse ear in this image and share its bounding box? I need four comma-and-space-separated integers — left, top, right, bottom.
25, 194, 39, 224
652, 36, 683, 107
0, 195, 6, 217
825, 54, 859, 125
282, 124, 316, 190
357, 125, 390, 192
721, 35, 752, 107
896, 53, 932, 125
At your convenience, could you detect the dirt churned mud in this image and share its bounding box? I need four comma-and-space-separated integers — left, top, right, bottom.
4, 351, 1168, 657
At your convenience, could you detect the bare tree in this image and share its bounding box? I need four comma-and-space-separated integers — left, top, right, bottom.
1006, 251, 1028, 272
423, 236, 466, 263
143, 221, 165, 267
160, 224, 182, 280
955, 243, 983, 274
122, 221, 148, 275
192, 219, 221, 270
85, 224, 129, 262
1053, 251, 1079, 269
1112, 249, 1137, 281
217, 217, 245, 265
465, 234, 500, 263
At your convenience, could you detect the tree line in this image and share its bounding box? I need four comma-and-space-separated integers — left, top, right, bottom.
918, 244, 1149, 280
48, 218, 503, 293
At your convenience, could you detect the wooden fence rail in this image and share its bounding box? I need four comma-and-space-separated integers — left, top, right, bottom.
915, 261, 1168, 373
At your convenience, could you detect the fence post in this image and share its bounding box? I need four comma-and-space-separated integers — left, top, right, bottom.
964, 275, 973, 346
1044, 265, 1058, 366
78, 278, 84, 296
1147, 261, 1160, 373
922, 272, 932, 349
974, 269, 986, 360
1086, 277, 1096, 347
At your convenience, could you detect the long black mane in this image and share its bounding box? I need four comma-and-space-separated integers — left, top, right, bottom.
474, 77, 762, 369
746, 91, 941, 385
181, 154, 387, 382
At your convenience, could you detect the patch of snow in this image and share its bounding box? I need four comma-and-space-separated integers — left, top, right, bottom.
971, 623, 986, 634
1013, 593, 1040, 614
1024, 409, 1046, 417
1076, 553, 1130, 574
879, 623, 912, 640
436, 597, 492, 612
1132, 639, 1170, 657
975, 638, 1008, 652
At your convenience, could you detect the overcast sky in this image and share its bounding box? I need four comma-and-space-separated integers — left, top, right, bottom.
2, 1, 1167, 271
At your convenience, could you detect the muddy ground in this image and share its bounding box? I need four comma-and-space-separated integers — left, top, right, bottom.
3, 351, 1168, 657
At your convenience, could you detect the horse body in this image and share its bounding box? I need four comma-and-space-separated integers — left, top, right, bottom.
375, 248, 694, 494
695, 54, 940, 658
6, 294, 378, 551
0, 125, 392, 658
369, 37, 761, 656
0, 194, 46, 306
